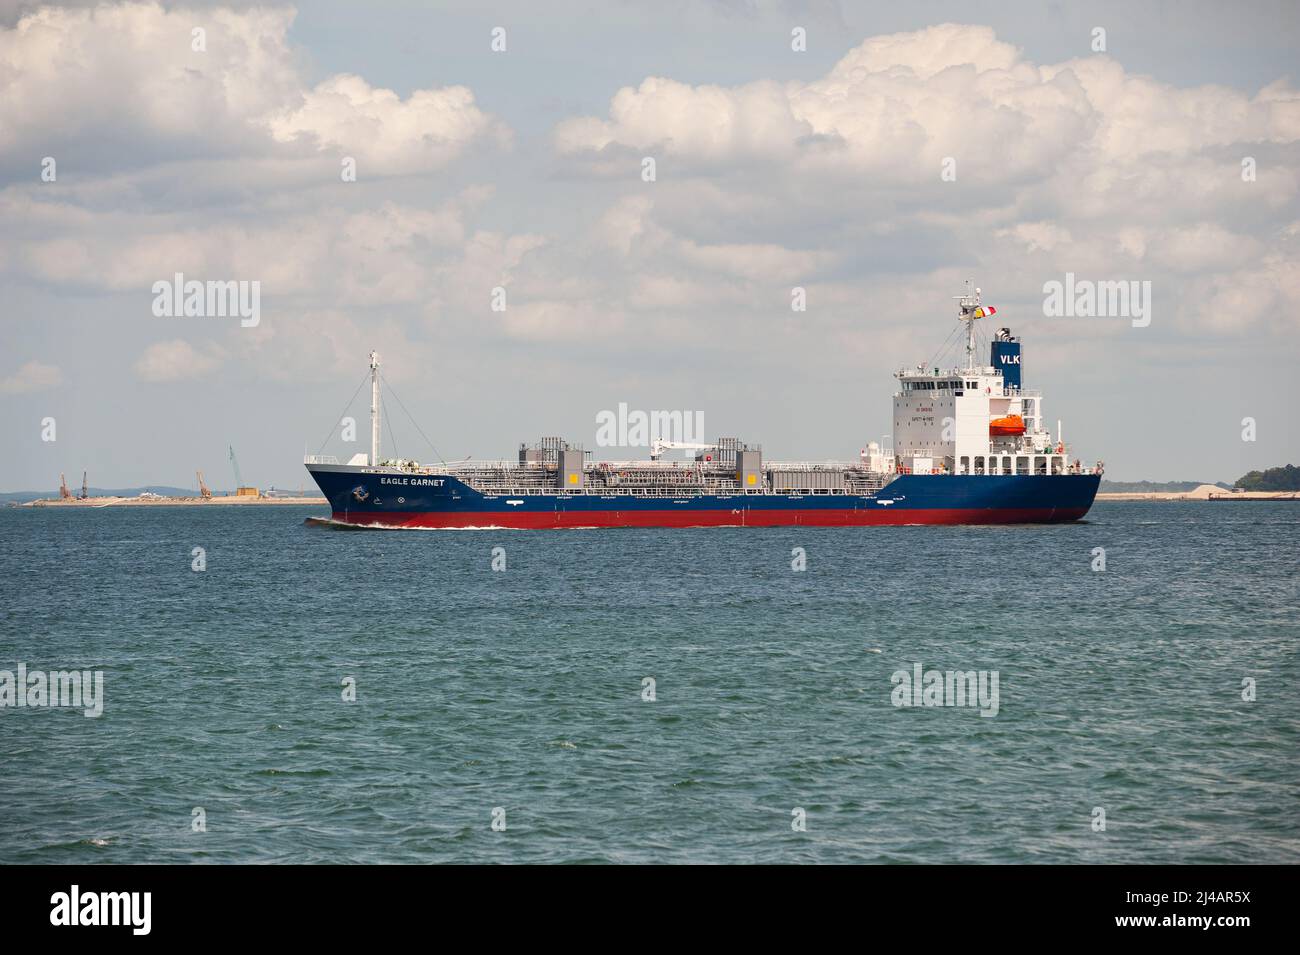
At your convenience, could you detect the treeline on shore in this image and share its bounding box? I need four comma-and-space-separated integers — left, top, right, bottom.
1235, 464, 1300, 491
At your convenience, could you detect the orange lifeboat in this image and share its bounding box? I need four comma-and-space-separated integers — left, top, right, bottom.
989, 414, 1026, 437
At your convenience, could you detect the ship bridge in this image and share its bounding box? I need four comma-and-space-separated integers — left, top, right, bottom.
890, 286, 1086, 478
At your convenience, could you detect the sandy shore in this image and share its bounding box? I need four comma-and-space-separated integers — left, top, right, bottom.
1098, 484, 1299, 502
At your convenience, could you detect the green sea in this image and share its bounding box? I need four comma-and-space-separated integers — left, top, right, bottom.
1, 501, 1296, 863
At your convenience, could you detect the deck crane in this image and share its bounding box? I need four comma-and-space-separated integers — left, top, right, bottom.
196, 470, 213, 500
59, 473, 72, 500
79, 471, 88, 500
649, 438, 716, 461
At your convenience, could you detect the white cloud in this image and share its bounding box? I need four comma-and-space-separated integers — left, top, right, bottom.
266, 74, 510, 174
3, 11, 1298, 392
0, 2, 505, 177
997, 222, 1073, 253
0, 3, 299, 162
557, 23, 1298, 188
133, 339, 225, 382
552, 23, 1300, 335
1, 193, 489, 301
0, 359, 62, 393
555, 77, 810, 165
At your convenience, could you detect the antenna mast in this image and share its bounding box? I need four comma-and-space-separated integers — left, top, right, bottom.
369, 351, 381, 467
953, 279, 988, 372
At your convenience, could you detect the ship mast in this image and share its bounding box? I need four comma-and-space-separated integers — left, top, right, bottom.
369, 350, 381, 466
954, 280, 982, 371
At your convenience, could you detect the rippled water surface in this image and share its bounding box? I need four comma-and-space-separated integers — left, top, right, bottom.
1, 502, 1296, 863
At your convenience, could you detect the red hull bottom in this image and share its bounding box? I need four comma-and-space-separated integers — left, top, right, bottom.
329, 507, 1090, 529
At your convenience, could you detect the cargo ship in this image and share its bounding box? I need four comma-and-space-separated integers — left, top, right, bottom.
304, 283, 1101, 528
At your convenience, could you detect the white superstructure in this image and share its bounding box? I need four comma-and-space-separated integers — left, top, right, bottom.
886, 282, 1093, 478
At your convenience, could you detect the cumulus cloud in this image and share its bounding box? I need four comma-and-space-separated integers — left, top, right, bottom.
0, 2, 505, 178
0, 359, 62, 393
133, 339, 225, 382
266, 74, 510, 174
557, 24, 1298, 184
4, 11, 1299, 383
556, 25, 1090, 182
552, 23, 1300, 335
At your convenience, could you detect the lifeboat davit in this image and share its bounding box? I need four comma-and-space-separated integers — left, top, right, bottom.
989, 414, 1026, 437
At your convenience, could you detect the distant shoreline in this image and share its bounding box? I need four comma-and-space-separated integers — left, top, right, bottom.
18, 496, 326, 507
14, 492, 1299, 509
1097, 491, 1299, 502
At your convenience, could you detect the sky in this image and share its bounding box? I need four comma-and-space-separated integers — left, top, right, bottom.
1, 0, 1297, 491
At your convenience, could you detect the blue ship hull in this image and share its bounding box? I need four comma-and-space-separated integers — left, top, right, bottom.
305, 465, 1101, 528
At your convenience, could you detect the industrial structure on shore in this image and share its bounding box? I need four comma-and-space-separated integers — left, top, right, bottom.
28, 444, 317, 506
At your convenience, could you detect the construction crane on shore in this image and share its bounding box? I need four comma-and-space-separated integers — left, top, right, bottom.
196, 470, 212, 500
59, 473, 72, 500
79, 471, 88, 500
227, 446, 259, 497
